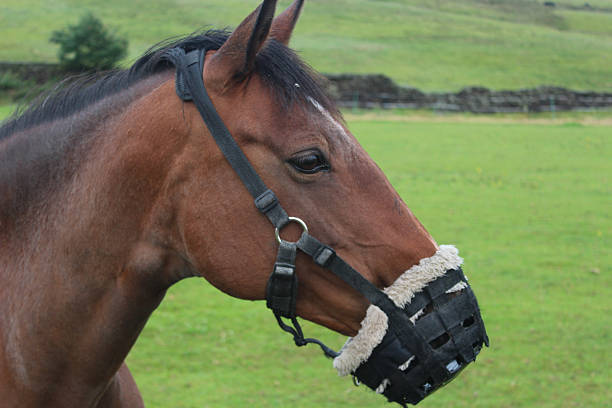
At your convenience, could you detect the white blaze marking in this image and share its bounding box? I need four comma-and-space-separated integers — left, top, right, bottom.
307, 96, 352, 145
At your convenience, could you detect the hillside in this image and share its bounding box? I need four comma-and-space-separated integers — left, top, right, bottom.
1, 0, 611, 91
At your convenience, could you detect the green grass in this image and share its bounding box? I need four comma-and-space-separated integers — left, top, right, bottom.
343, 107, 612, 122
124, 119, 610, 407
557, 8, 612, 35
0, 0, 611, 91
0, 104, 16, 120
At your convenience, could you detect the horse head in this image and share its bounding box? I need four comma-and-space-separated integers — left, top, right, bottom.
151, 1, 488, 404
178, 2, 435, 334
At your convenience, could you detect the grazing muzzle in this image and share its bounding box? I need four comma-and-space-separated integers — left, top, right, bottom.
333, 246, 489, 406
165, 47, 488, 407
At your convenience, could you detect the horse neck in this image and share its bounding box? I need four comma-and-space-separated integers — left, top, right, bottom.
0, 75, 194, 402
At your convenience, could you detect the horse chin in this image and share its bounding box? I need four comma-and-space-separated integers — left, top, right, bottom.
296, 306, 365, 337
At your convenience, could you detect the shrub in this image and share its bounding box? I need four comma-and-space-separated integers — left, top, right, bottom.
0, 72, 24, 91
50, 13, 128, 72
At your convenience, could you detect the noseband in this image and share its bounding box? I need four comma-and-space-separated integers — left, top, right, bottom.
162, 47, 488, 406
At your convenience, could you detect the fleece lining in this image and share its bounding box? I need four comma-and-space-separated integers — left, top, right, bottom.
333, 245, 464, 376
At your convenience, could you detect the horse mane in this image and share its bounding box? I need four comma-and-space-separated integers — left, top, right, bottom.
0, 29, 337, 140
0, 29, 338, 224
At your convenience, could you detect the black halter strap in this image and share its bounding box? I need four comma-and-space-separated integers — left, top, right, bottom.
164, 47, 429, 361
171, 47, 290, 229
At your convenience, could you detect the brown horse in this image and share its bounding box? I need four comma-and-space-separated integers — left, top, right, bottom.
0, 1, 486, 406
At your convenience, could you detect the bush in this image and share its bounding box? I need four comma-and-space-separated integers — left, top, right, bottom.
0, 70, 39, 102
50, 13, 128, 72
0, 72, 24, 91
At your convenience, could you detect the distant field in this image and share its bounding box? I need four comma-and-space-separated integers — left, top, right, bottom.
0, 0, 611, 91
123, 119, 610, 408
558, 0, 612, 8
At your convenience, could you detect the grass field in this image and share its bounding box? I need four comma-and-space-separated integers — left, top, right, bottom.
1, 0, 611, 91
116, 117, 610, 408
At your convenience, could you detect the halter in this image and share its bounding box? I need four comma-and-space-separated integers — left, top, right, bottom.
165, 46, 399, 357
162, 47, 488, 406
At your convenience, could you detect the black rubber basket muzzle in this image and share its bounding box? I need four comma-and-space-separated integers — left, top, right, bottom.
351, 267, 489, 406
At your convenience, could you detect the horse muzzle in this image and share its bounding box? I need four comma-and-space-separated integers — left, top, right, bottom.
333, 245, 489, 406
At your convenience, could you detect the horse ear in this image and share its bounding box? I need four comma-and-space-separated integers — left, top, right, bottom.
269, 0, 304, 45
206, 0, 277, 85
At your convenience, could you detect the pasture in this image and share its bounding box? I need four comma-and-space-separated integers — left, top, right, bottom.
1, 0, 611, 91
118, 116, 609, 407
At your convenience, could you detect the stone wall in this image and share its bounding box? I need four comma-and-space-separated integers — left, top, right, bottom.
325, 74, 612, 113
0, 62, 64, 84
3, 62, 612, 113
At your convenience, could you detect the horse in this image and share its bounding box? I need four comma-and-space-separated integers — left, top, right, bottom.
0, 1, 487, 406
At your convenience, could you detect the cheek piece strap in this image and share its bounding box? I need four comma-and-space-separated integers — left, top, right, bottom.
162, 47, 489, 406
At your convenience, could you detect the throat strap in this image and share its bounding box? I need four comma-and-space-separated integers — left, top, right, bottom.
266, 241, 298, 318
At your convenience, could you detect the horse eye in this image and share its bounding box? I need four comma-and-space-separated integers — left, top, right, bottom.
288, 151, 330, 174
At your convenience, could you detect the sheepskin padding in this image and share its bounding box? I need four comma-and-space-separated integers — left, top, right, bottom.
333, 245, 464, 376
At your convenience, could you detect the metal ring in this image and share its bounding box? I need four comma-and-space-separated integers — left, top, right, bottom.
275, 217, 308, 244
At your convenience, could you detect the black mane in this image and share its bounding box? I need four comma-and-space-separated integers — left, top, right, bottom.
0, 29, 337, 140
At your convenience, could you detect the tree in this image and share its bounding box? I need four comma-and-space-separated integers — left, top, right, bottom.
50, 13, 128, 72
